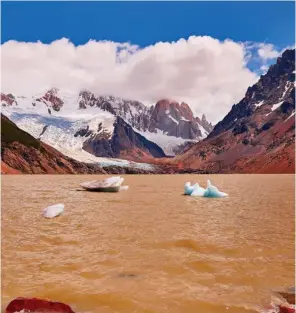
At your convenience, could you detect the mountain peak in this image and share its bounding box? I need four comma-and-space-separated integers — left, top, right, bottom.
177, 48, 295, 174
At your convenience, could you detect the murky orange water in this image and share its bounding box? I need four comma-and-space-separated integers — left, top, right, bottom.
1, 175, 295, 313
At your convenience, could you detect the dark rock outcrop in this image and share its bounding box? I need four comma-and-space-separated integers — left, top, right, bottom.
33, 88, 64, 111
148, 99, 208, 139
83, 116, 166, 161
1, 93, 17, 106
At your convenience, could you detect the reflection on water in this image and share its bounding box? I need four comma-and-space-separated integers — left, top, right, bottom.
1, 174, 295, 313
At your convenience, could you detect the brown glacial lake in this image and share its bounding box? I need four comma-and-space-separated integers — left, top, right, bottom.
1, 174, 295, 313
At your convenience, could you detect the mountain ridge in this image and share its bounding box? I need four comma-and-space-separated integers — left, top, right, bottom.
175, 48, 295, 173
1, 90, 212, 159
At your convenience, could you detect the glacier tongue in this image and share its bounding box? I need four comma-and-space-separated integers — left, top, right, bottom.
2, 105, 155, 170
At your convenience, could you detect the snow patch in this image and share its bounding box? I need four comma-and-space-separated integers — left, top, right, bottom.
136, 128, 196, 156
281, 81, 291, 100
284, 110, 295, 122
265, 101, 284, 116
254, 101, 264, 108
271, 101, 284, 112
168, 115, 179, 124
199, 125, 208, 139
180, 117, 190, 122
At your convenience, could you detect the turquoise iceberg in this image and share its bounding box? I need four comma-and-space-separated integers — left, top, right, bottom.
203, 180, 228, 198
184, 180, 228, 198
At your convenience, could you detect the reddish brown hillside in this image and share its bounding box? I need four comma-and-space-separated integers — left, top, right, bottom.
176, 49, 295, 174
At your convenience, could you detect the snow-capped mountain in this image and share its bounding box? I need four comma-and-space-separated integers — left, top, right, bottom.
1, 89, 213, 162
78, 92, 213, 140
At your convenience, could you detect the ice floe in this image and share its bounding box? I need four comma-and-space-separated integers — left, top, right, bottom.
42, 203, 64, 218
184, 180, 228, 198
80, 176, 128, 192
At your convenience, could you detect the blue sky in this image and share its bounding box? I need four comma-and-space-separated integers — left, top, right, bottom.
2, 1, 295, 49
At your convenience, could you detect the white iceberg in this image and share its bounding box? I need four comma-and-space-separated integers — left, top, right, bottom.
105, 176, 124, 187
80, 176, 128, 192
190, 183, 206, 197
203, 180, 228, 198
43, 203, 64, 218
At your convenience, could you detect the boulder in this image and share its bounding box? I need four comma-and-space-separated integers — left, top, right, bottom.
6, 297, 75, 313
279, 305, 296, 313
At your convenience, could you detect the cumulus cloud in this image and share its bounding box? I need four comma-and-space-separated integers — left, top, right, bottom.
260, 65, 269, 74
257, 43, 280, 60
1, 36, 259, 123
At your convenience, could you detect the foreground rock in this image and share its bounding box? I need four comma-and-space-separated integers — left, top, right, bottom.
278, 306, 295, 313
6, 297, 75, 313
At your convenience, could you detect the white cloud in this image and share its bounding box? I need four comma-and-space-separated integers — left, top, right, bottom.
260, 65, 269, 74
1, 36, 258, 123
257, 43, 280, 60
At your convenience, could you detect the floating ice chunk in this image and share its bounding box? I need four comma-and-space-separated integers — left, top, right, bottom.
104, 176, 124, 187
119, 185, 129, 191
43, 203, 64, 218
80, 176, 125, 192
190, 183, 206, 197
203, 180, 228, 198
184, 182, 198, 195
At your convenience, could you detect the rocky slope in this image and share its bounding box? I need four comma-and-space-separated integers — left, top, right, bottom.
176, 49, 295, 174
82, 116, 166, 161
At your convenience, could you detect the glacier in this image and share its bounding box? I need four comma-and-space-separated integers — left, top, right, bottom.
1, 106, 155, 171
